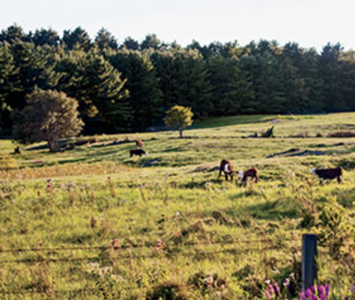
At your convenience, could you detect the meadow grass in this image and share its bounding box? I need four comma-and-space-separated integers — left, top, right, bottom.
1, 113, 355, 299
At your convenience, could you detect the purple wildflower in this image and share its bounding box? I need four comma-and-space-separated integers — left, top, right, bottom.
311, 286, 316, 294
320, 295, 325, 300
269, 284, 275, 294
312, 296, 318, 300
274, 282, 280, 293
284, 279, 291, 290
306, 288, 313, 298
318, 286, 324, 295
300, 292, 306, 299
344, 296, 349, 300
265, 290, 272, 300
325, 284, 330, 296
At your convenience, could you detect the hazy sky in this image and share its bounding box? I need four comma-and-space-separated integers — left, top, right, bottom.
2, 0, 355, 51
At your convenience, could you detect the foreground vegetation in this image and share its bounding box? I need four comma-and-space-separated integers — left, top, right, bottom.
1, 113, 355, 299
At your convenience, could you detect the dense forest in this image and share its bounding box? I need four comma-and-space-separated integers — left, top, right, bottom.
0, 25, 355, 135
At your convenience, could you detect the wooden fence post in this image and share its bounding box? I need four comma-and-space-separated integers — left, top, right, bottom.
302, 234, 318, 291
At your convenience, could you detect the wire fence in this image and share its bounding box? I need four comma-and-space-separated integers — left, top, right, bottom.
0, 240, 298, 297
0, 245, 290, 265
0, 235, 344, 297
0, 237, 298, 254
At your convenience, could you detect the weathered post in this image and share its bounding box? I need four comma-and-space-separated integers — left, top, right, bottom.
302, 234, 318, 291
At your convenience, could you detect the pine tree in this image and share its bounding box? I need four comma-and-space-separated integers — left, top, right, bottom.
0, 42, 17, 129
8, 40, 60, 111
56, 49, 130, 133
0, 24, 30, 43
122, 37, 139, 50
151, 48, 212, 117
141, 34, 162, 50
109, 49, 163, 131
208, 55, 254, 115
95, 28, 118, 50
63, 27, 91, 51
319, 43, 347, 112
32, 28, 60, 46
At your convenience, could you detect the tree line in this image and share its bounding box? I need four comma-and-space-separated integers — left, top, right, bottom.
1, 24, 355, 135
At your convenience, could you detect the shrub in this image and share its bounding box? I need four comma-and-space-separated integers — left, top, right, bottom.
146, 280, 189, 300
317, 198, 353, 258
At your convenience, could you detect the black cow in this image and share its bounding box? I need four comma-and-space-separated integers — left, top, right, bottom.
311, 167, 342, 183
130, 149, 148, 157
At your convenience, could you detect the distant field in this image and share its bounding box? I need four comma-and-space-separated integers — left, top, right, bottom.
1, 113, 355, 299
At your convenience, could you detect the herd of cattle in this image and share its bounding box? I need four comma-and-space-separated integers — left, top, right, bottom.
219, 158, 343, 186
130, 140, 343, 185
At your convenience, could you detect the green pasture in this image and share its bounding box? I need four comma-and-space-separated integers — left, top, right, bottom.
1, 113, 355, 299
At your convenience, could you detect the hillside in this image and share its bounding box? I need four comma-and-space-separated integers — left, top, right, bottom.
1, 113, 355, 299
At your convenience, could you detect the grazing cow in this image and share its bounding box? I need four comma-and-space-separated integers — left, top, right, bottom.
238, 168, 258, 186
311, 167, 342, 183
218, 159, 234, 181
136, 140, 144, 148
130, 149, 148, 157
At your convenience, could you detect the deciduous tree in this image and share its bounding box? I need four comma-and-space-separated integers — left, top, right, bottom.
14, 89, 83, 152
164, 105, 193, 138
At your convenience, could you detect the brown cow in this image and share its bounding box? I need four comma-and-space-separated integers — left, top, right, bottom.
311, 167, 342, 183
136, 140, 144, 148
218, 159, 234, 181
238, 168, 258, 186
130, 149, 148, 157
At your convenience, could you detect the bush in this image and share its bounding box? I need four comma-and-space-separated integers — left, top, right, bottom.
146, 280, 189, 300
317, 198, 352, 258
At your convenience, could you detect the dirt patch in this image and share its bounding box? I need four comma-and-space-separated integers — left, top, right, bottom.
266, 148, 299, 158
192, 166, 209, 172
209, 166, 220, 172
143, 158, 161, 167
287, 150, 327, 157
267, 148, 328, 158
310, 142, 345, 148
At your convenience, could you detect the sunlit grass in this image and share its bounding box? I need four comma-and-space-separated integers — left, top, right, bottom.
1, 112, 355, 299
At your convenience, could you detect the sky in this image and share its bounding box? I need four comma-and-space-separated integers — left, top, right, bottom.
1, 0, 355, 52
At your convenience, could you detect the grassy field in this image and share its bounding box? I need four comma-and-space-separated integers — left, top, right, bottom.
1, 113, 355, 299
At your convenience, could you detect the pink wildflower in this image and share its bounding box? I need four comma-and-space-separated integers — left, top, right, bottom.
265, 290, 271, 300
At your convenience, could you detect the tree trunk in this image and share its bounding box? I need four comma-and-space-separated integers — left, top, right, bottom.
47, 139, 58, 152
179, 129, 183, 138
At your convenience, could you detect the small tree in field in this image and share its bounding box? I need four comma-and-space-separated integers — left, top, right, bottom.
164, 105, 193, 138
14, 89, 84, 152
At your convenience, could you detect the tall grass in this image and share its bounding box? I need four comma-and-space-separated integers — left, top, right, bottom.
1, 113, 355, 299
